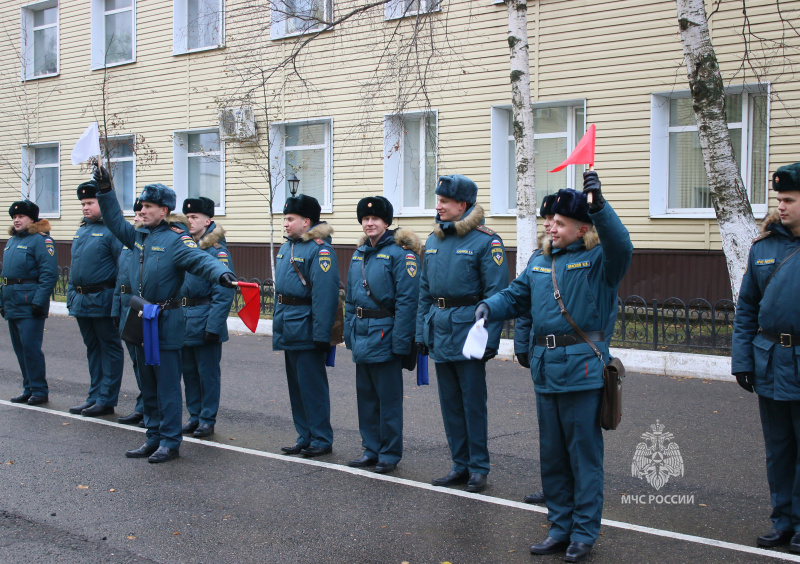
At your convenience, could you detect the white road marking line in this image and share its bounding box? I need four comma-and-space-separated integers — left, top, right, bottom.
4, 400, 798, 562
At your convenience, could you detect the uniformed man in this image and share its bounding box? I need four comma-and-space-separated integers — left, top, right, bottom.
477, 174, 632, 562
67, 180, 125, 417
275, 194, 340, 458
345, 196, 421, 474
733, 162, 800, 552
114, 199, 145, 426
179, 196, 235, 439
1, 201, 58, 405
415, 174, 509, 493
93, 166, 237, 463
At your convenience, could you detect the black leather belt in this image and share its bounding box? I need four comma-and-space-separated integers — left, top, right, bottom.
181, 296, 212, 307
2, 277, 38, 285
436, 295, 481, 309
355, 307, 392, 319
158, 300, 182, 310
277, 294, 312, 306
74, 280, 116, 294
536, 331, 606, 349
120, 285, 130, 294
761, 330, 800, 348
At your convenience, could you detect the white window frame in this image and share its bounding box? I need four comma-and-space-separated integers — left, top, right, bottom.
21, 142, 60, 219
91, 0, 136, 69
269, 118, 333, 214
270, 0, 332, 40
383, 110, 438, 217
173, 128, 226, 216
649, 84, 770, 219
490, 100, 586, 216
20, 1, 59, 81
102, 134, 137, 215
385, 0, 440, 20
173, 0, 225, 55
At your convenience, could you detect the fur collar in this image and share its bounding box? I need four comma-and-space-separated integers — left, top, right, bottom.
300, 222, 334, 242
166, 213, 190, 235
432, 204, 485, 239
8, 218, 51, 237
541, 228, 600, 256
760, 210, 781, 235
356, 228, 423, 255
199, 224, 225, 250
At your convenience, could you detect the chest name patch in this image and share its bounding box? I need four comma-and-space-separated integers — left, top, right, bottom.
92, 233, 103, 237
292, 257, 304, 263
456, 249, 473, 255
277, 254, 283, 259
16, 245, 28, 250
151, 246, 166, 252
756, 258, 776, 265
134, 242, 144, 251
352, 255, 363, 261
426, 249, 437, 255
567, 261, 591, 270
377, 253, 391, 260
532, 265, 551, 274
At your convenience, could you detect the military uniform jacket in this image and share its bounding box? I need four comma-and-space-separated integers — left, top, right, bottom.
273, 223, 340, 351
415, 204, 509, 362
733, 211, 800, 400
0, 220, 58, 319
67, 218, 123, 317
345, 228, 422, 364
179, 221, 235, 346
111, 245, 134, 324
483, 204, 632, 394
97, 190, 232, 350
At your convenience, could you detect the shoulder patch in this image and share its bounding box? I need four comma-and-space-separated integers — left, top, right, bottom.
476, 225, 497, 237
181, 235, 198, 248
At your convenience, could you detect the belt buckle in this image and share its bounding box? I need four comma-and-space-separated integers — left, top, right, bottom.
781, 333, 793, 347
356, 307, 363, 319
181, 297, 188, 307
278, 294, 284, 305
1, 278, 6, 285
77, 286, 84, 295
545, 334, 557, 349
437, 298, 446, 309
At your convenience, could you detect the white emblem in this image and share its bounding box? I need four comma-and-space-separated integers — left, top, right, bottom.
631, 420, 684, 491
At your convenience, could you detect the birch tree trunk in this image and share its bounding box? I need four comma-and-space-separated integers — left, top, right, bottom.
507, 0, 538, 276
676, 0, 758, 303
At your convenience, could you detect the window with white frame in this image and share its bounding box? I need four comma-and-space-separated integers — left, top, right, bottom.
270, 0, 331, 39
21, 1, 59, 80
103, 136, 136, 213
383, 112, 437, 214
173, 0, 224, 54
269, 119, 333, 213
91, 0, 135, 68
650, 87, 769, 217
385, 0, 439, 19
490, 102, 585, 215
22, 144, 60, 216
173, 130, 225, 214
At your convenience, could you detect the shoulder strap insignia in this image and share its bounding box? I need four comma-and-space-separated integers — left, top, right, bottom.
476, 225, 497, 236
314, 238, 324, 245
213, 243, 222, 248
752, 231, 773, 244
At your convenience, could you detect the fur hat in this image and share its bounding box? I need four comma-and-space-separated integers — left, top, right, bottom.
283, 194, 321, 224
133, 197, 142, 213
8, 200, 39, 221
435, 174, 478, 205
540, 193, 557, 218
552, 189, 591, 225
182, 196, 215, 218
77, 180, 99, 200
357, 196, 393, 225
773, 162, 800, 192
139, 183, 177, 212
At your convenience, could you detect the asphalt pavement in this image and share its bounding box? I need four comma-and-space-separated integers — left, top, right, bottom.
0, 316, 794, 563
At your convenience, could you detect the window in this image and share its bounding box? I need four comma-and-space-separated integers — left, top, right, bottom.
383, 112, 437, 215
490, 102, 585, 215
21, 1, 59, 80
385, 0, 439, 19
103, 136, 136, 213
21, 143, 60, 217
271, 0, 331, 39
173, 0, 224, 54
269, 119, 333, 213
650, 87, 769, 217
173, 129, 225, 215
91, 0, 135, 68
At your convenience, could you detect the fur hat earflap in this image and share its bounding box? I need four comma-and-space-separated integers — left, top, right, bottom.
552, 188, 591, 225
139, 183, 177, 212
435, 174, 478, 205
183, 196, 215, 218
357, 196, 393, 225
8, 200, 39, 221
283, 194, 321, 224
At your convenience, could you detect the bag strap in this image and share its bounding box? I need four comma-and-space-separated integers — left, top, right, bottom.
550, 257, 605, 367
762, 244, 800, 294
361, 251, 394, 317
290, 242, 309, 288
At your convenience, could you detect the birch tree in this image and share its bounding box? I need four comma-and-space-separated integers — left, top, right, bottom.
675, 0, 758, 302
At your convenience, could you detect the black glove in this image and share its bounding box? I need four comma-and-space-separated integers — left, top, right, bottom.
734, 372, 755, 393
112, 317, 120, 329
482, 348, 498, 362
314, 341, 331, 353
516, 352, 530, 369
583, 171, 605, 213
401, 349, 418, 371
204, 331, 220, 344
474, 302, 491, 325
0, 307, 5, 319
31, 304, 45, 318
219, 272, 237, 288
416, 342, 429, 357
92, 165, 113, 193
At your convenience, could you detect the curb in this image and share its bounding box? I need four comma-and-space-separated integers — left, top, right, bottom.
49, 301, 732, 382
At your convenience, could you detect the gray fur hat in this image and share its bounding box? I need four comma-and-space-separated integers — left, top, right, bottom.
435, 174, 478, 205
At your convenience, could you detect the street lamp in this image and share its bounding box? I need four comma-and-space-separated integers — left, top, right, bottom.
287, 174, 300, 196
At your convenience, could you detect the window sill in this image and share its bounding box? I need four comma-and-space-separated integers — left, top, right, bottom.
91, 59, 136, 71
385, 7, 441, 21
173, 44, 225, 56
271, 26, 328, 41
22, 72, 60, 82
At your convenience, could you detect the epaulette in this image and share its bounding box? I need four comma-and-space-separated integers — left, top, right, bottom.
213, 243, 222, 248
752, 232, 773, 244
476, 225, 497, 236
38, 232, 47, 236
314, 238, 324, 245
